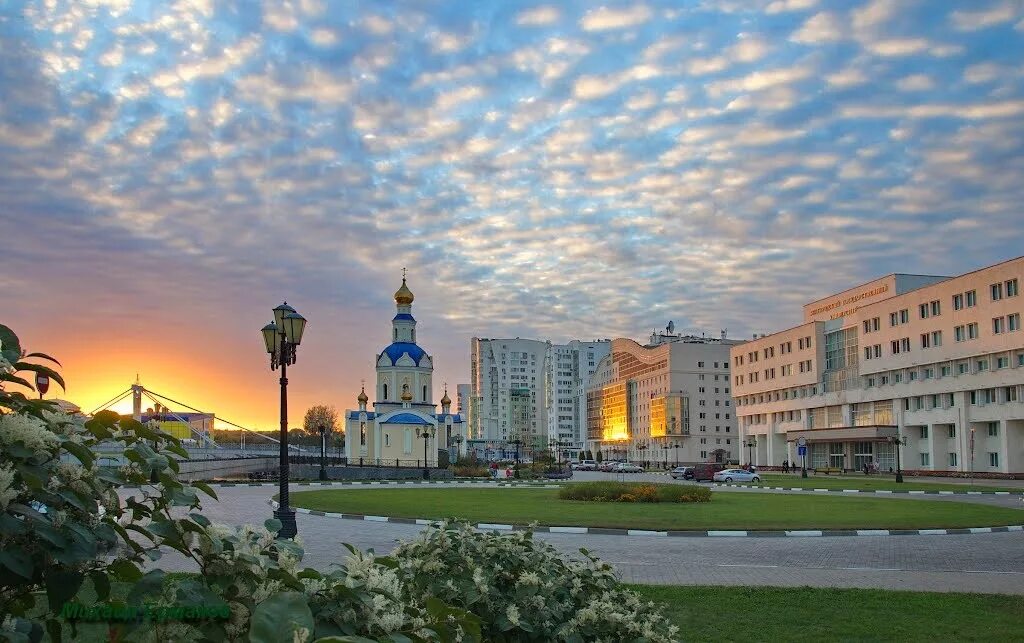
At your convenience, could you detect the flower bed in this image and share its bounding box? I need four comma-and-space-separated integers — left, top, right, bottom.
559, 481, 712, 503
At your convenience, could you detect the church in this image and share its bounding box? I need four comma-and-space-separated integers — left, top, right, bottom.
344, 274, 467, 466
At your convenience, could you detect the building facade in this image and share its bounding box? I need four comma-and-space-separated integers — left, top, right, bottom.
545, 340, 611, 458
586, 332, 744, 465
469, 338, 549, 458
732, 257, 1024, 476
344, 277, 466, 466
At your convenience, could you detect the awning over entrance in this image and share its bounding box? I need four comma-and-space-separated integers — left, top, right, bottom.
786, 426, 898, 443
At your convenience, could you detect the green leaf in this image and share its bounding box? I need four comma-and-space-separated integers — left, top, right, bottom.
0, 323, 22, 363
131, 570, 166, 602
12, 362, 65, 391
45, 617, 62, 643
90, 570, 111, 601
264, 518, 283, 533
23, 352, 62, 366
0, 372, 35, 390
192, 481, 218, 501
0, 551, 34, 579
249, 592, 314, 643
108, 559, 143, 583
46, 570, 85, 612
189, 513, 211, 527
62, 440, 95, 468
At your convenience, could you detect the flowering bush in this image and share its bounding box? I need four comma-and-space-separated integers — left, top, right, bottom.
559, 481, 712, 503
391, 522, 680, 642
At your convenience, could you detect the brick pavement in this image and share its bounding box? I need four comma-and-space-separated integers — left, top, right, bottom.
121, 484, 1024, 594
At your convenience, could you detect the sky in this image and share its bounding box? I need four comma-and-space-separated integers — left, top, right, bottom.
2, 0, 1024, 431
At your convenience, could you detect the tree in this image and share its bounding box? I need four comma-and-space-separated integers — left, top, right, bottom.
595, 450, 603, 463
302, 404, 339, 436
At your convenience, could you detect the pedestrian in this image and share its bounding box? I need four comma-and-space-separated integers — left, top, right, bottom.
783, 459, 789, 473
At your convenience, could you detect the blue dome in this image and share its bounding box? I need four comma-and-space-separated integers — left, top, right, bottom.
380, 342, 427, 365
381, 412, 431, 425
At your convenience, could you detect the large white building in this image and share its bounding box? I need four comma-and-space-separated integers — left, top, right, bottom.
586, 331, 745, 465
732, 257, 1024, 477
468, 337, 609, 458
344, 276, 467, 466
545, 340, 611, 458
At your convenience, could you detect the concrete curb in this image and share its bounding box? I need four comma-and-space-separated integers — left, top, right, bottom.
123, 479, 558, 489
711, 482, 1024, 495
269, 500, 1024, 538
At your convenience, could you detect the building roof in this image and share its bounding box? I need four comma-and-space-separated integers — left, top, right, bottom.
381, 412, 432, 425
347, 411, 377, 420
435, 413, 463, 422
393, 313, 416, 322
379, 341, 427, 364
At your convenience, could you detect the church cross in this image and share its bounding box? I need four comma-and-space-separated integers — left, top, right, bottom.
402, 266, 407, 279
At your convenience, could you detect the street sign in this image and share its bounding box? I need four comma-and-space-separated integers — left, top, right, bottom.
797, 445, 807, 456
797, 437, 807, 447
35, 374, 49, 397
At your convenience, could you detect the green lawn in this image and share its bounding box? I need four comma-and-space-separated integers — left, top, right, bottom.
289, 487, 1024, 530
632, 585, 1024, 642
753, 473, 1022, 493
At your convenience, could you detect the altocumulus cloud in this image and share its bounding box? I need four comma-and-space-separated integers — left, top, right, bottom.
2, 0, 1024, 383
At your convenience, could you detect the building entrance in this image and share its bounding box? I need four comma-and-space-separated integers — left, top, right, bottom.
854, 441, 874, 471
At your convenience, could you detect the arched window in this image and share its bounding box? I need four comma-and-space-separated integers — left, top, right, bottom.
360, 422, 366, 446
411, 329, 415, 342
383, 383, 388, 399
394, 328, 398, 341
422, 385, 427, 401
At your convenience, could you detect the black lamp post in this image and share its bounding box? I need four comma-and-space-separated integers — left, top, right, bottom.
261, 302, 307, 539
674, 442, 679, 466
636, 443, 648, 468
318, 424, 328, 481
890, 434, 907, 483
451, 434, 464, 463
419, 426, 434, 479
511, 439, 522, 464
745, 437, 756, 467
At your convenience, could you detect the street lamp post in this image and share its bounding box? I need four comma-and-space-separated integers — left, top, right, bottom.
636, 443, 648, 468
451, 434, 464, 463
261, 302, 307, 540
745, 437, 756, 467
318, 424, 328, 481
889, 434, 908, 483
419, 426, 434, 479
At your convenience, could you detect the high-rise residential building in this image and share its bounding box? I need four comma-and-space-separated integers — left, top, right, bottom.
456, 384, 471, 420
470, 338, 549, 455
469, 337, 610, 458
732, 257, 1024, 476
545, 340, 611, 458
586, 331, 745, 465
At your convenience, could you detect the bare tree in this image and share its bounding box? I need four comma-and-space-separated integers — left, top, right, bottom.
302, 404, 339, 436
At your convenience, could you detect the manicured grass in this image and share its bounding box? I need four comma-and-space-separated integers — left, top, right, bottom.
289, 487, 1024, 530
631, 585, 1024, 642
754, 474, 1022, 493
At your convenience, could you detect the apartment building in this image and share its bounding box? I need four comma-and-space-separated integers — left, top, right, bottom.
586, 332, 745, 465
732, 257, 1024, 476
545, 340, 611, 458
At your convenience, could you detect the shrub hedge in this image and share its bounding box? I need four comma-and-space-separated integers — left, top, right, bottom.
559, 481, 712, 503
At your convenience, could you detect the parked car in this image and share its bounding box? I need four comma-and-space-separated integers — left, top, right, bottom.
598, 460, 624, 472
691, 463, 727, 482
614, 462, 644, 473
713, 468, 761, 483
669, 466, 694, 480
572, 460, 598, 471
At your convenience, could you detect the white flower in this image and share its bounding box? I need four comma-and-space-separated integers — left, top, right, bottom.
0, 413, 60, 455
0, 464, 18, 510
517, 571, 541, 586
506, 605, 521, 627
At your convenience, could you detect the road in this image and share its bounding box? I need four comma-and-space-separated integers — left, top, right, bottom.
122, 482, 1024, 595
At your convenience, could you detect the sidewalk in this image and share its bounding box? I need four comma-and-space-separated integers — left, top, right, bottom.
768, 472, 1024, 489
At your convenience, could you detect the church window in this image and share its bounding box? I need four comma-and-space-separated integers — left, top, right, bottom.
384, 433, 390, 447
383, 383, 388, 399
394, 328, 398, 341
411, 329, 415, 342
360, 422, 366, 446
423, 385, 428, 401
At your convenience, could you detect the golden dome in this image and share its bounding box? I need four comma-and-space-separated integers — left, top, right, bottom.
401, 387, 413, 402
394, 278, 414, 305
357, 386, 368, 403
440, 387, 451, 405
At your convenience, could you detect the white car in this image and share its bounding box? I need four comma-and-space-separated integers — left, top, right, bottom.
572, 460, 598, 471
712, 468, 761, 483
614, 462, 644, 473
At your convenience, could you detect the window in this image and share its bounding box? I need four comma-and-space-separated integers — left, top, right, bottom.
1008, 279, 1019, 297
955, 325, 965, 342
953, 293, 964, 310
941, 365, 952, 376
901, 338, 910, 352
949, 452, 958, 467
997, 357, 1009, 369
958, 362, 969, 375
900, 309, 909, 323
932, 330, 942, 347
920, 453, 930, 466
1009, 313, 1021, 331
919, 303, 929, 319
977, 359, 988, 372
920, 426, 929, 439
968, 322, 979, 339
994, 317, 1006, 334
384, 433, 390, 447
966, 290, 977, 307
991, 282, 1003, 301
948, 426, 956, 438
931, 300, 940, 316
1008, 386, 1019, 402
990, 452, 1000, 468
924, 368, 934, 379
988, 422, 999, 437
889, 312, 898, 326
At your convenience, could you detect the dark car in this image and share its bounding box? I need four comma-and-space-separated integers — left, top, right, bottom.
692, 463, 727, 482
669, 466, 694, 480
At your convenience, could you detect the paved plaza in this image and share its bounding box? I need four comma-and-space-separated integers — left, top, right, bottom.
123, 481, 1024, 595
